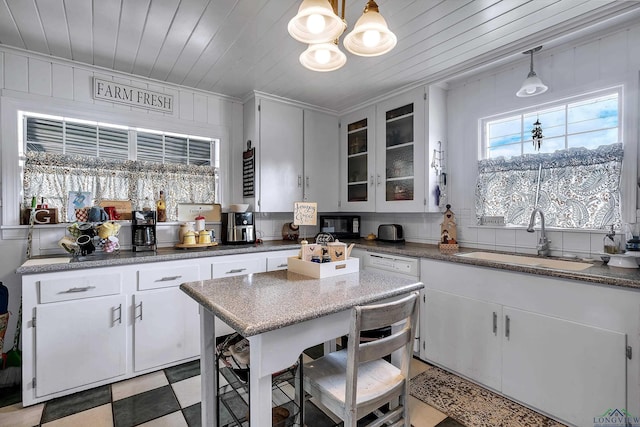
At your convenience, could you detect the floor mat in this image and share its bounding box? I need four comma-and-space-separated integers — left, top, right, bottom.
409, 366, 566, 427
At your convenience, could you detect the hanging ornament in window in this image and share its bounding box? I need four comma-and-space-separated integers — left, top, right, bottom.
532, 118, 543, 151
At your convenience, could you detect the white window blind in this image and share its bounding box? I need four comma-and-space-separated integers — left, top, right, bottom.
21, 113, 220, 222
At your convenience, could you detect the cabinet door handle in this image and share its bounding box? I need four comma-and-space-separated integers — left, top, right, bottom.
306, 176, 310, 188
226, 268, 246, 274
377, 174, 381, 186
155, 275, 181, 282
505, 315, 510, 339
298, 175, 302, 187
61, 286, 96, 293
370, 175, 374, 186
112, 304, 122, 325
277, 263, 287, 268
135, 301, 143, 321
492, 311, 497, 335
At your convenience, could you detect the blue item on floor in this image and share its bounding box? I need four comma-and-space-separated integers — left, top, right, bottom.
0, 282, 7, 314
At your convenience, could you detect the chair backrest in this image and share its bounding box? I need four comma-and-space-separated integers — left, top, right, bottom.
345, 291, 420, 411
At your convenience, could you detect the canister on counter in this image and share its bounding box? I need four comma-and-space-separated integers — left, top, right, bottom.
195, 214, 206, 231
179, 222, 195, 243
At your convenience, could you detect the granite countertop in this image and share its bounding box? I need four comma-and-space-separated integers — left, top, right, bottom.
180, 269, 424, 337
349, 240, 640, 291
16, 240, 301, 274
16, 238, 640, 290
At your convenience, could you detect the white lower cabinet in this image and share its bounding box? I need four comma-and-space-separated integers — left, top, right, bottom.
210, 252, 268, 337
266, 249, 299, 271
501, 306, 625, 426
421, 259, 633, 427
211, 253, 266, 278
35, 294, 127, 397
133, 262, 201, 372
20, 248, 310, 405
133, 288, 201, 372
424, 290, 502, 391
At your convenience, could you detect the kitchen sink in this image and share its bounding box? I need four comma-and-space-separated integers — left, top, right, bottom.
456, 251, 593, 271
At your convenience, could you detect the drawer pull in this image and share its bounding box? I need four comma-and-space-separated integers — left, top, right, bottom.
277, 263, 288, 268
226, 268, 246, 274
60, 286, 96, 294
112, 304, 122, 325
155, 275, 182, 282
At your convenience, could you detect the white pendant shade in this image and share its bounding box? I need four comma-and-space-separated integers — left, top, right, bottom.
516, 46, 548, 97
288, 0, 346, 44
516, 73, 548, 97
299, 42, 347, 72
289, 0, 396, 71
343, 5, 397, 57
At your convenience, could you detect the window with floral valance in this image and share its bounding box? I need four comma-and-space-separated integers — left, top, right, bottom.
21, 112, 219, 222
23, 152, 218, 222
475, 143, 622, 229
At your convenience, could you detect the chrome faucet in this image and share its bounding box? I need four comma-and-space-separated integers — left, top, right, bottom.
527, 208, 550, 257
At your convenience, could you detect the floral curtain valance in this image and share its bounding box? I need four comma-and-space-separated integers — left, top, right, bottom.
24, 152, 218, 222
475, 143, 623, 229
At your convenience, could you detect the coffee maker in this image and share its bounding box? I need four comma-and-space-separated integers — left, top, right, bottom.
222, 212, 255, 244
132, 210, 156, 251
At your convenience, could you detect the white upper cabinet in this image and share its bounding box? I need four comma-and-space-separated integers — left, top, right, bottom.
244, 94, 339, 213
340, 86, 446, 213
375, 89, 426, 212
303, 109, 339, 211
340, 106, 376, 212
257, 97, 304, 212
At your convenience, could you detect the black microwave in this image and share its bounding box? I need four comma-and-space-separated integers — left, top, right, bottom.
319, 215, 361, 239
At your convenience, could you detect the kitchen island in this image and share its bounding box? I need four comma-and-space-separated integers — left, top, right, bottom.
180, 269, 424, 427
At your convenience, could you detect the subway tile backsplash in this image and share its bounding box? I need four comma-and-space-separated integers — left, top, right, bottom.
24, 211, 612, 259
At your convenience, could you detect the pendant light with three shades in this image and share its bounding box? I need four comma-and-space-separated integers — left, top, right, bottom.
288, 0, 397, 72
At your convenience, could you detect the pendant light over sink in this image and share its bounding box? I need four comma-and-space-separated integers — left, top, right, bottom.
516, 46, 548, 97
288, 0, 397, 72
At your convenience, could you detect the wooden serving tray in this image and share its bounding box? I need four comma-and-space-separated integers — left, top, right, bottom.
177, 204, 221, 222
175, 242, 219, 249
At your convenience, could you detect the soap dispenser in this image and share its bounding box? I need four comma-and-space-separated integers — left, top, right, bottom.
603, 225, 619, 254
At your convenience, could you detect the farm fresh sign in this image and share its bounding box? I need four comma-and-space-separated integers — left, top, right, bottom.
93, 78, 173, 113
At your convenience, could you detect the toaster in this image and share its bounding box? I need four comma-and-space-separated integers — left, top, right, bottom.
377, 224, 404, 243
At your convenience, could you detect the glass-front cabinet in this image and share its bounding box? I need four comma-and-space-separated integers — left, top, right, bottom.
375, 89, 426, 212
340, 87, 443, 213
340, 106, 376, 212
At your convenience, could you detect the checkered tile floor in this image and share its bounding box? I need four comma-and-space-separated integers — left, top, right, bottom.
0, 352, 462, 427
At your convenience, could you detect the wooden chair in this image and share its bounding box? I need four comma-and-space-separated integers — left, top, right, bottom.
303, 291, 419, 427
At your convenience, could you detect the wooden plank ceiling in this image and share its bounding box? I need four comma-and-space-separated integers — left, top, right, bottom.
0, 0, 639, 112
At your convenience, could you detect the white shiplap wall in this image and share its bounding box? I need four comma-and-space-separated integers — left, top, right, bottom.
347, 21, 640, 260
446, 21, 640, 256
0, 45, 245, 228
0, 46, 244, 352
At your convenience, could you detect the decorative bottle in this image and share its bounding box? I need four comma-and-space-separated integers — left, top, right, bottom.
156, 190, 167, 222
142, 197, 152, 211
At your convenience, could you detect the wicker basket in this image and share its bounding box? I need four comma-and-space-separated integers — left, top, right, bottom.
439, 243, 459, 254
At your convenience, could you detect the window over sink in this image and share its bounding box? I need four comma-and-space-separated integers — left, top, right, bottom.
476, 88, 622, 229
